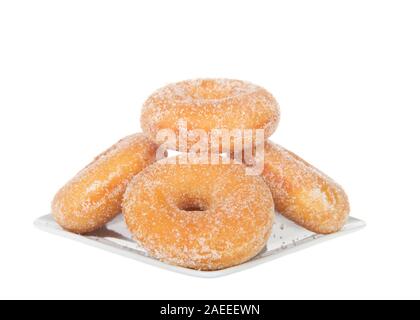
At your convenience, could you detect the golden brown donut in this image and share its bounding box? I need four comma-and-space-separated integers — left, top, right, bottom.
236, 141, 350, 234
52, 133, 159, 234
122, 155, 274, 271
141, 79, 280, 152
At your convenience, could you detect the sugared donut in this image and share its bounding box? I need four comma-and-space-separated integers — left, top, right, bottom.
52, 133, 159, 234
237, 141, 350, 234
141, 79, 280, 152
122, 155, 274, 270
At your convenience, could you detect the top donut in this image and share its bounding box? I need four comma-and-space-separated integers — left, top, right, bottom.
141, 79, 280, 152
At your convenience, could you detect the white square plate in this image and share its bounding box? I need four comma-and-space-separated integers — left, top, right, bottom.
35, 213, 365, 278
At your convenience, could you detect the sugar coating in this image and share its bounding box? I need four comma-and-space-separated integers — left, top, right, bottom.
140, 79, 280, 150
51, 133, 159, 234
254, 142, 350, 234
122, 155, 275, 271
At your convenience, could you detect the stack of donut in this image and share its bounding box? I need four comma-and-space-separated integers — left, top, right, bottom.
52, 79, 350, 271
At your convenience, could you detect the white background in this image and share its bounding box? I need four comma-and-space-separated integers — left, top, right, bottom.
1, 0, 419, 300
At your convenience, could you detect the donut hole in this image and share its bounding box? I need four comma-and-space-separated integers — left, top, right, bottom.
191, 79, 248, 100
193, 81, 229, 100
177, 197, 210, 212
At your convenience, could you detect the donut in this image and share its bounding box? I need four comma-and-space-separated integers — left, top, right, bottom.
52, 133, 159, 234
141, 79, 280, 152
235, 141, 350, 234
122, 155, 274, 270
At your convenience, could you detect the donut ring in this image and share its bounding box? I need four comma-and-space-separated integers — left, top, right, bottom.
122, 156, 274, 270
141, 79, 280, 152
52, 133, 159, 234
239, 141, 350, 234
